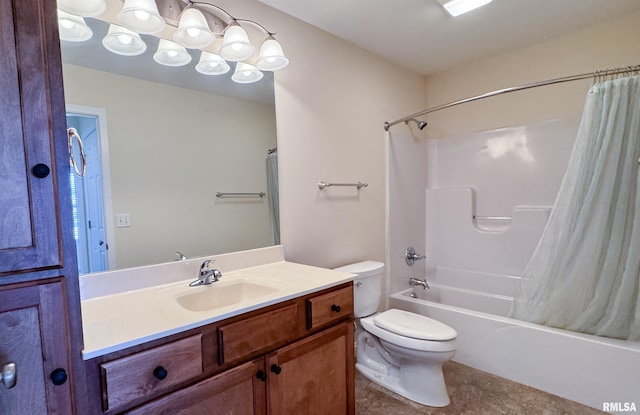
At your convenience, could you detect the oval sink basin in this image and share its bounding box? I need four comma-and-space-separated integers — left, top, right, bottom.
173, 279, 283, 312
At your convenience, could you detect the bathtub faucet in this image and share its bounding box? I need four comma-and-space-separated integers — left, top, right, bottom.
409, 277, 429, 290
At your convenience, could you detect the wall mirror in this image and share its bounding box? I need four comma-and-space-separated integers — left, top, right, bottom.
59, 15, 279, 274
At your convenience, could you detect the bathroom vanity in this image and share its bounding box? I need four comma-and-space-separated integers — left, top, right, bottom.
80, 256, 356, 414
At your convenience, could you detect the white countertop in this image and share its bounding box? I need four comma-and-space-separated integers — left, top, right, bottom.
81, 260, 355, 359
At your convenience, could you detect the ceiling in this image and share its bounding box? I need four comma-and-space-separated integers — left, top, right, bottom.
258, 0, 640, 75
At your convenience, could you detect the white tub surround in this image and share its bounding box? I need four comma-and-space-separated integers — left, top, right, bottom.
80, 246, 355, 359
391, 288, 640, 412
386, 119, 640, 412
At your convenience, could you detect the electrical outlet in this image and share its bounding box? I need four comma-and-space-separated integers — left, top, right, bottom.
116, 213, 131, 228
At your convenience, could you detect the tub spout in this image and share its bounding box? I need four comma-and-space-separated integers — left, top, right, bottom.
409, 277, 429, 289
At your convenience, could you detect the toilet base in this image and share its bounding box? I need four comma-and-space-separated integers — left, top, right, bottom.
356, 362, 451, 407
356, 330, 453, 407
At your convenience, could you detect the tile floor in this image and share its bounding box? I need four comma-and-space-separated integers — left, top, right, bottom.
355, 362, 605, 414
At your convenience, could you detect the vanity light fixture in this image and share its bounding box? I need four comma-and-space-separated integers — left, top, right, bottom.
174, 8, 215, 49
153, 39, 192, 66
195, 51, 231, 75
57, 10, 93, 42
58, 0, 106, 17
219, 22, 255, 62
57, 0, 289, 84
256, 36, 289, 71
437, 0, 493, 16
102, 24, 147, 56
117, 0, 166, 34
231, 62, 263, 84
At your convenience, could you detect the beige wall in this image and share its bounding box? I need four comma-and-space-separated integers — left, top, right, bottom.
67, 2, 640, 273
236, 2, 429, 268
63, 64, 277, 269
423, 10, 640, 139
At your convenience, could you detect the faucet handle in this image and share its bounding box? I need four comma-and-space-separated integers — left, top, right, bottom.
200, 259, 215, 272
405, 247, 426, 266
212, 269, 222, 281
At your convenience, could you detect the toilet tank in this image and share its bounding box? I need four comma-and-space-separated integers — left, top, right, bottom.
334, 261, 384, 318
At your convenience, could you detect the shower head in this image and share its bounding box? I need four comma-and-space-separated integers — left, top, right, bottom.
404, 118, 428, 130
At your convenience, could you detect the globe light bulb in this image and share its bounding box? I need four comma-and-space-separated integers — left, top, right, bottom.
59, 19, 75, 29
134, 10, 150, 21
187, 27, 201, 38
118, 34, 133, 45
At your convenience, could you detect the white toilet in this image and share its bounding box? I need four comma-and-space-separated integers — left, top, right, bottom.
335, 261, 457, 407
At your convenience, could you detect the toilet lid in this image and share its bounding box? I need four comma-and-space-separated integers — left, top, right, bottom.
373, 309, 457, 341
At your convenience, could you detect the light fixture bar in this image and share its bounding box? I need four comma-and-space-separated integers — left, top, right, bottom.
64, 0, 289, 83
437, 0, 492, 17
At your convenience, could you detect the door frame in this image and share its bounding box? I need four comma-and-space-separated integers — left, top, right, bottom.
65, 104, 116, 271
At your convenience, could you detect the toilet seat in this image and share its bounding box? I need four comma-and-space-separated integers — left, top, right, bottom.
360, 310, 456, 352
374, 309, 457, 341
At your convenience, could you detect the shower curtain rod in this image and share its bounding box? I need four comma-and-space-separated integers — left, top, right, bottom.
384, 64, 640, 131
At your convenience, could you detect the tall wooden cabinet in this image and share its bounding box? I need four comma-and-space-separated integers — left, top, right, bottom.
0, 0, 86, 413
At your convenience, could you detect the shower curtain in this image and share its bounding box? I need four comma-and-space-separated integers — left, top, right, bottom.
266, 150, 280, 245
511, 75, 640, 341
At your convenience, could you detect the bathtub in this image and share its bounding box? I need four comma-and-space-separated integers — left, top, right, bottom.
389, 283, 640, 412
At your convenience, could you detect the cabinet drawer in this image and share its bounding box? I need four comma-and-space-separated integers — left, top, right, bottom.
306, 285, 354, 329
218, 304, 300, 365
125, 359, 265, 415
100, 334, 203, 411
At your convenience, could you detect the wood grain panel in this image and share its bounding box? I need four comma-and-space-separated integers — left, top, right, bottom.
101, 335, 204, 411
0, 0, 62, 273
0, 306, 47, 414
125, 359, 266, 415
267, 323, 354, 415
0, 0, 31, 251
306, 285, 354, 329
0, 281, 74, 414
218, 304, 301, 365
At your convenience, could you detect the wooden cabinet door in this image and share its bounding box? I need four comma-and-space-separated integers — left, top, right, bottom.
0, 0, 67, 274
126, 359, 267, 415
266, 322, 355, 415
0, 281, 74, 414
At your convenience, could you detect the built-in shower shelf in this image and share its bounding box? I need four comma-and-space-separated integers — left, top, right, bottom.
426, 187, 552, 276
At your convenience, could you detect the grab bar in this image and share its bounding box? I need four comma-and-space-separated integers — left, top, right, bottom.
317, 181, 368, 190
216, 192, 266, 198
472, 215, 512, 221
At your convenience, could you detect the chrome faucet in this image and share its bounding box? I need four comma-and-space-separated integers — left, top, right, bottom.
189, 260, 222, 287
409, 277, 429, 289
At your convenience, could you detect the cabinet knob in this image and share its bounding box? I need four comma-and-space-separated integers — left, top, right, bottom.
153, 366, 168, 380
50, 368, 68, 386
331, 304, 341, 313
256, 370, 267, 382
1, 362, 16, 389
32, 163, 50, 178
270, 364, 282, 375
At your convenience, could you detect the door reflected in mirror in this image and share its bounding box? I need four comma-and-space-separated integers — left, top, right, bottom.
67, 110, 110, 274
60, 17, 279, 273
